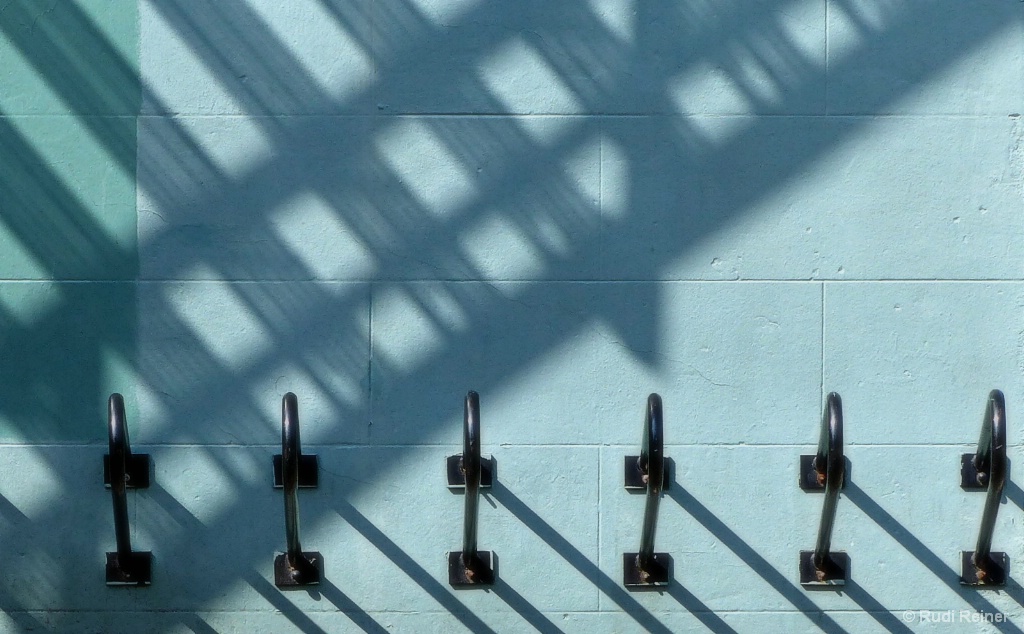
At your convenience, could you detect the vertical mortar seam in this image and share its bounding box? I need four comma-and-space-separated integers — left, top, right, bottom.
599, 116, 604, 278
597, 444, 603, 611
368, 283, 374, 440
824, 0, 830, 116
821, 282, 826, 402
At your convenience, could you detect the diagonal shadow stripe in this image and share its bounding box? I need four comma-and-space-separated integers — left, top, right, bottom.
332, 499, 499, 634
492, 481, 723, 634
141, 484, 337, 634
841, 582, 914, 633
490, 580, 566, 634
0, 0, 1016, 448
0, 495, 57, 631
842, 482, 1023, 634
663, 583, 740, 633
317, 581, 391, 634
664, 483, 847, 633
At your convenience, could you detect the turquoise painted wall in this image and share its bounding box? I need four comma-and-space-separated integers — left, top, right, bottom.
0, 0, 1023, 631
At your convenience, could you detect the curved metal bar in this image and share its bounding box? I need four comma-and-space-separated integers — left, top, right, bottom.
623, 393, 671, 588
462, 390, 482, 561
974, 390, 1007, 564
108, 394, 134, 566
282, 392, 303, 567
274, 392, 321, 587
447, 390, 494, 586
105, 393, 151, 586
798, 392, 846, 586
812, 392, 844, 570
961, 389, 1007, 585
637, 393, 665, 567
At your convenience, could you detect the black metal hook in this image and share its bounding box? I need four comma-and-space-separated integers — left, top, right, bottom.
960, 389, 1008, 586
103, 393, 151, 586
799, 392, 847, 586
447, 391, 495, 586
623, 393, 671, 588
273, 392, 321, 587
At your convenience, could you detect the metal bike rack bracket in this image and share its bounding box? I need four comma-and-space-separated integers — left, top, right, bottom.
274, 392, 322, 588
104, 393, 152, 587
799, 392, 847, 587
447, 391, 495, 587
960, 389, 1008, 587
623, 393, 672, 589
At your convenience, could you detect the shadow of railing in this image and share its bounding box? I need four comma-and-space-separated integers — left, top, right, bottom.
332, 499, 497, 634
0, 495, 50, 631
490, 580, 566, 634
663, 584, 739, 634
663, 483, 849, 633
841, 582, 914, 633
492, 481, 722, 633
143, 484, 338, 634
317, 581, 391, 634
842, 482, 1022, 634
1003, 480, 1024, 512
1, 0, 1016, 449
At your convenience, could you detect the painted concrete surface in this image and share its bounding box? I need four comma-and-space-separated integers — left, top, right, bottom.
0, 0, 1022, 631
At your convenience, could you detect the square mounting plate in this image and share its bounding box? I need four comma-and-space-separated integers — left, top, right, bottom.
799, 551, 848, 586
105, 551, 152, 586
623, 552, 671, 588
799, 455, 849, 491
623, 456, 671, 490
273, 454, 319, 488
446, 454, 494, 488
274, 551, 323, 587
960, 454, 990, 490
448, 550, 495, 587
960, 551, 1007, 586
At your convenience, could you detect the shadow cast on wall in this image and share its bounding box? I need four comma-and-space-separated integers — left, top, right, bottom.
0, 0, 1020, 629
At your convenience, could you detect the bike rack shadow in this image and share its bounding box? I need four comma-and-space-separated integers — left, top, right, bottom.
332, 498, 499, 634
316, 580, 391, 634
491, 480, 724, 634
842, 482, 1022, 634
663, 482, 847, 634
667, 477, 929, 633
141, 482, 372, 634
0, 495, 48, 631
489, 579, 565, 634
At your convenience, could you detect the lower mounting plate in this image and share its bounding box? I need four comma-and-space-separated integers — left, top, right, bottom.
799, 551, 848, 587
448, 550, 495, 587
274, 551, 322, 587
106, 551, 152, 587
960, 551, 1007, 586
623, 552, 672, 588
